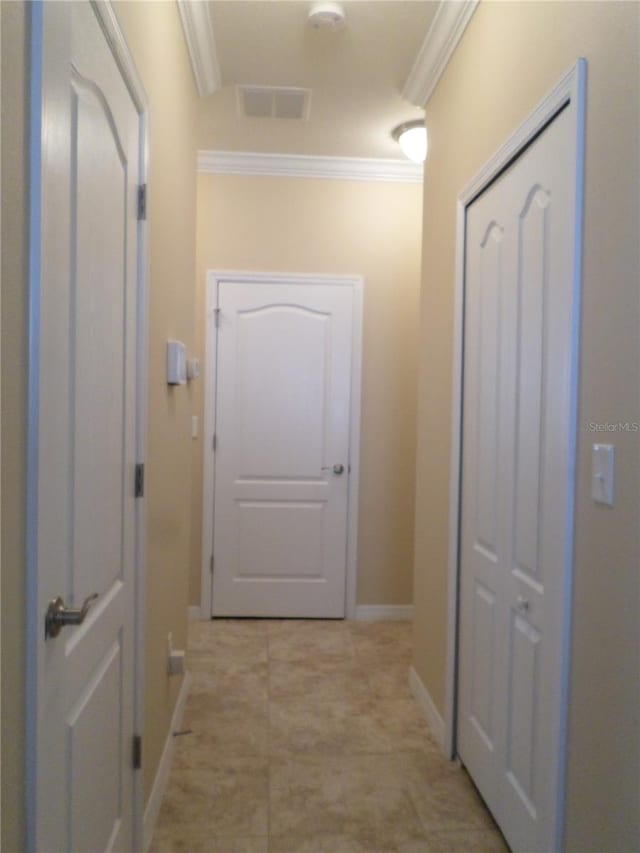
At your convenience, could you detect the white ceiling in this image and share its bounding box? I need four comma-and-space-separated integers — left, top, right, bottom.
197, 1, 438, 159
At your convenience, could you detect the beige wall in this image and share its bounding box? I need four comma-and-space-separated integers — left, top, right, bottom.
1, 3, 28, 850
192, 174, 423, 608
1, 2, 200, 845
413, 2, 639, 850
112, 0, 199, 799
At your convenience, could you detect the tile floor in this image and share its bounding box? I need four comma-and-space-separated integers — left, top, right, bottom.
150, 619, 508, 853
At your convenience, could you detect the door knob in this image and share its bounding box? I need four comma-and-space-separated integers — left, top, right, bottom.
322, 464, 345, 475
45, 593, 99, 639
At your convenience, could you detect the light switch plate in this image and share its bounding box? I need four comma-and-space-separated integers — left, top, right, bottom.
592, 443, 615, 506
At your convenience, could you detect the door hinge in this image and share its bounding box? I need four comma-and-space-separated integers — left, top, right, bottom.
137, 184, 147, 221
214, 308, 221, 328
132, 735, 142, 770
212, 433, 217, 452
210, 554, 214, 575
135, 463, 145, 498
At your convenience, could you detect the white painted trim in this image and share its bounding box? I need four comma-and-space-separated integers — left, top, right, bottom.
200, 276, 219, 622
444, 195, 465, 764
91, 0, 148, 111
176, 0, 221, 96
25, 4, 44, 847
402, 0, 479, 107
0, 12, 3, 840
143, 672, 192, 853
197, 150, 424, 184
345, 280, 363, 622
188, 606, 202, 622
200, 271, 363, 621
409, 666, 445, 750
93, 7, 150, 851
556, 61, 587, 848
445, 60, 586, 849
132, 103, 150, 853
354, 605, 414, 622
458, 66, 584, 206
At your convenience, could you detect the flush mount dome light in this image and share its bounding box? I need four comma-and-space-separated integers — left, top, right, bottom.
308, 2, 346, 30
392, 120, 428, 164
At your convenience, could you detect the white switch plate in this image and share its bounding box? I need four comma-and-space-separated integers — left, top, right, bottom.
592, 443, 615, 506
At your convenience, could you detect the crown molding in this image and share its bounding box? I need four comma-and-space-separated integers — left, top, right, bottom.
177, 0, 221, 96
403, 0, 480, 107
197, 150, 423, 184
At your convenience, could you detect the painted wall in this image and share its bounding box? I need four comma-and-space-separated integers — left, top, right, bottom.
0, 2, 200, 846
111, 0, 199, 801
412, 2, 639, 850
192, 174, 423, 610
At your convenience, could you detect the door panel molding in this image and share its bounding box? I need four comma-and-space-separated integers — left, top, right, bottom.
445, 59, 586, 850
200, 271, 363, 620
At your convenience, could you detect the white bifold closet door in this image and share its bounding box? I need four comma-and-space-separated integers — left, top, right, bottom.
458, 105, 577, 852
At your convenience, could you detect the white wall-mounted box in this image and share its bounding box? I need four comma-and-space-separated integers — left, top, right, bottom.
166, 340, 187, 385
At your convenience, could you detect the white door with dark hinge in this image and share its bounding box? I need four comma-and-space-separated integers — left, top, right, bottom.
458, 105, 577, 852
28, 3, 144, 850
210, 279, 356, 618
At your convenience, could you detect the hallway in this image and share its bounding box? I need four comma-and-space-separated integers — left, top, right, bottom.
150, 619, 507, 852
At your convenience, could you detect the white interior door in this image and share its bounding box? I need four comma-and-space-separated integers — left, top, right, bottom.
457, 105, 577, 852
210, 279, 355, 618
28, 3, 143, 850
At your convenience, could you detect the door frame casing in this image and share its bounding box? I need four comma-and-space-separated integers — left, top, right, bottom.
444, 60, 586, 848
25, 2, 149, 849
200, 271, 363, 620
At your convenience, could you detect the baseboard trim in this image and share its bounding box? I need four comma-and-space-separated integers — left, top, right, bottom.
188, 605, 203, 622
143, 671, 192, 852
409, 665, 445, 750
354, 604, 414, 622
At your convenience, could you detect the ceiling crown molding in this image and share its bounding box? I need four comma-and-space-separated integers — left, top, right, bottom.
177, 0, 221, 96
403, 0, 480, 107
197, 150, 424, 184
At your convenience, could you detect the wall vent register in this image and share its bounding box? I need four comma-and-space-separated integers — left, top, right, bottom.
236, 85, 311, 121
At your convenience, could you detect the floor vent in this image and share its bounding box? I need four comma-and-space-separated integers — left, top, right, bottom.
237, 86, 311, 121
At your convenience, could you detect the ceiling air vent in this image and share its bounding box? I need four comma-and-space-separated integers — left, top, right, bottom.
237, 86, 311, 121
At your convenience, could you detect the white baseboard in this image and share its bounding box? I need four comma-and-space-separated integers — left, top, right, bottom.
143, 671, 192, 852
354, 604, 414, 622
409, 665, 445, 750
192, 604, 412, 622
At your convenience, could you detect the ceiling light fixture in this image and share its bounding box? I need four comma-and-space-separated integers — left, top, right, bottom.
308, 2, 346, 31
392, 120, 428, 164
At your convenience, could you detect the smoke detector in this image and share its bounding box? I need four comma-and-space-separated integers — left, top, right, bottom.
308, 2, 346, 31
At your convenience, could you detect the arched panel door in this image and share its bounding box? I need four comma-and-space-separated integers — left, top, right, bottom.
211, 280, 355, 618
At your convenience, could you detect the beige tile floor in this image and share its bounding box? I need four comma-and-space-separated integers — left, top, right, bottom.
151, 619, 508, 853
